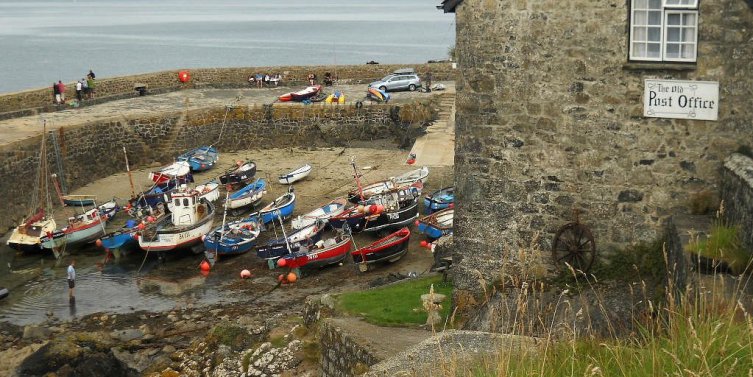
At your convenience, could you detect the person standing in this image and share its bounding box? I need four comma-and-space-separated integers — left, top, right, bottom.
52, 82, 60, 104
75, 80, 83, 102
88, 69, 95, 79
86, 76, 96, 99
57, 80, 66, 103
67, 260, 76, 301
425, 70, 432, 93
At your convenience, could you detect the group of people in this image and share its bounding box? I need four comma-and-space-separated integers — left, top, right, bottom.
53, 69, 97, 105
248, 73, 282, 88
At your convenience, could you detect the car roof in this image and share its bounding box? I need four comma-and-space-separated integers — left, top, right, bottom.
392, 68, 416, 75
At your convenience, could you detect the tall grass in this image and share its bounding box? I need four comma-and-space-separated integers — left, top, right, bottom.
438, 230, 753, 377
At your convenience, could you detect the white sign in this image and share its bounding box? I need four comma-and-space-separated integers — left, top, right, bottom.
644, 79, 719, 121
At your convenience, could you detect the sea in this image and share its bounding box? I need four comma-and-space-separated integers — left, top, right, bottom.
0, 0, 456, 94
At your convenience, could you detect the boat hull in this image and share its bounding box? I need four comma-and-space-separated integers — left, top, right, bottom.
330, 199, 419, 233
138, 204, 215, 252
6, 217, 57, 253
282, 238, 352, 269
351, 227, 411, 265
258, 193, 296, 224
41, 219, 107, 250
219, 162, 257, 185
203, 219, 260, 257
279, 164, 312, 185
256, 223, 324, 260
178, 146, 219, 172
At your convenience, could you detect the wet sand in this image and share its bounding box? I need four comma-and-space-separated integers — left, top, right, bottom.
0, 146, 453, 325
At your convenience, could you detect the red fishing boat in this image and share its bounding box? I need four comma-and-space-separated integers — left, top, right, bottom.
351, 227, 411, 271
280, 235, 353, 269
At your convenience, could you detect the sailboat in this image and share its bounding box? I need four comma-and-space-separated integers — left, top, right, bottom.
6, 123, 58, 253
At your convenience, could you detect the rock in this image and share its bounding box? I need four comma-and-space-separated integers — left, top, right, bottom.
161, 345, 176, 355
23, 325, 52, 340
320, 294, 335, 309
110, 328, 144, 342
111, 347, 152, 373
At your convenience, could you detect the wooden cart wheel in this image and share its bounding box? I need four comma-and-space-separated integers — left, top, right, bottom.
552, 222, 596, 273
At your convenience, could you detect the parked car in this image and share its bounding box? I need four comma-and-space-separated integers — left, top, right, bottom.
369, 68, 422, 92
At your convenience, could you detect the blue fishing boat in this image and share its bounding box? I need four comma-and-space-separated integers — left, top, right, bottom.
98, 219, 140, 251
416, 208, 453, 240
423, 186, 454, 214
257, 192, 296, 224
227, 179, 267, 210
203, 217, 261, 260
178, 146, 219, 172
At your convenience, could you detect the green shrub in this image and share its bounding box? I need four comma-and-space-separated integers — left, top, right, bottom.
685, 222, 748, 274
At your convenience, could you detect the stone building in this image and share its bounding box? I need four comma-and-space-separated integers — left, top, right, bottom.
442, 0, 753, 331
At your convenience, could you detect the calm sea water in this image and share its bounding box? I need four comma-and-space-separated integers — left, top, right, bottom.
0, 0, 455, 94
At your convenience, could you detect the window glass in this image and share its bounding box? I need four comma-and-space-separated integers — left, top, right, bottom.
630, 0, 697, 62
183, 198, 189, 207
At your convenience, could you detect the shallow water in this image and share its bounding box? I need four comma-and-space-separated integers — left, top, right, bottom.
0, 0, 455, 93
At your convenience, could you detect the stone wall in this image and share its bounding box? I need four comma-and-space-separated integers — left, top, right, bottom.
319, 319, 380, 377
0, 63, 454, 116
451, 0, 753, 308
0, 99, 437, 232
721, 153, 753, 253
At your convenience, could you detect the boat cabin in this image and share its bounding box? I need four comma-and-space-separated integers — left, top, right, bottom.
170, 187, 207, 226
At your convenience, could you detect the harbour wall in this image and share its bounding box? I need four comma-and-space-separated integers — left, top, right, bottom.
0, 99, 439, 232
721, 153, 753, 254
0, 63, 454, 118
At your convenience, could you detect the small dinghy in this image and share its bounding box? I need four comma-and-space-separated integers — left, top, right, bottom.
416, 208, 454, 239
149, 161, 194, 185
227, 179, 267, 210
351, 227, 411, 271
0, 287, 8, 301
257, 191, 296, 224
366, 87, 390, 103
423, 186, 454, 214
280, 235, 352, 270
347, 180, 423, 204
291, 198, 347, 230
62, 194, 96, 207
178, 146, 219, 172
279, 164, 312, 185
195, 180, 221, 203
392, 166, 429, 185
279, 85, 322, 102
98, 219, 141, 252
256, 221, 326, 260
204, 217, 261, 261
219, 160, 257, 185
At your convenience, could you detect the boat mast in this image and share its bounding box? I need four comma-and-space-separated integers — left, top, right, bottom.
350, 156, 364, 201
277, 210, 293, 256
123, 146, 136, 198
219, 192, 229, 242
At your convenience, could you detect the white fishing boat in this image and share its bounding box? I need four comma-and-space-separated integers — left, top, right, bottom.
137, 187, 215, 252
195, 181, 220, 203
279, 164, 312, 185
291, 198, 347, 230
392, 166, 429, 185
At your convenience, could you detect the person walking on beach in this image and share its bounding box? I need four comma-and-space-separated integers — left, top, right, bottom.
67, 259, 76, 301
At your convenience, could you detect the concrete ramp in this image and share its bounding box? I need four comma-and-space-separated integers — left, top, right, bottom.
409, 94, 455, 167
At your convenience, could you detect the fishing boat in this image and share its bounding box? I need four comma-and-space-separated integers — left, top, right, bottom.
280, 235, 352, 269
148, 161, 194, 185
346, 180, 423, 204
257, 191, 296, 224
40, 200, 119, 252
61, 194, 96, 207
227, 179, 267, 210
128, 180, 179, 216
177, 146, 219, 172
423, 186, 454, 214
219, 160, 257, 185
195, 180, 221, 203
203, 217, 261, 260
256, 221, 326, 260
331, 189, 420, 233
279, 164, 312, 185
98, 219, 140, 252
137, 187, 215, 252
393, 166, 429, 185
416, 208, 454, 239
351, 227, 411, 271
278, 85, 322, 102
7, 125, 57, 253
291, 198, 347, 230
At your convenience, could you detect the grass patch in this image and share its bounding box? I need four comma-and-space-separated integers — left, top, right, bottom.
208, 323, 250, 350
685, 222, 748, 274
337, 275, 453, 326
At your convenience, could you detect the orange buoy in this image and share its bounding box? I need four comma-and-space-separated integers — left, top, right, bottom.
178, 70, 190, 83
420, 240, 428, 248
277, 258, 287, 267
287, 272, 297, 283
95, 239, 103, 247
200, 260, 211, 271
240, 269, 251, 279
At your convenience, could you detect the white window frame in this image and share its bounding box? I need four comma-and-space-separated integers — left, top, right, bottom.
629, 0, 698, 63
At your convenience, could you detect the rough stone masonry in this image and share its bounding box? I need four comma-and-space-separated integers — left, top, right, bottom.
450, 0, 753, 328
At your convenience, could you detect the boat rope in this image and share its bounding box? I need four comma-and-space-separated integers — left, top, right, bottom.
50, 131, 67, 195
212, 102, 233, 148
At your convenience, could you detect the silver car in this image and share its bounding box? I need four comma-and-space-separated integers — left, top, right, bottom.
369, 69, 422, 92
